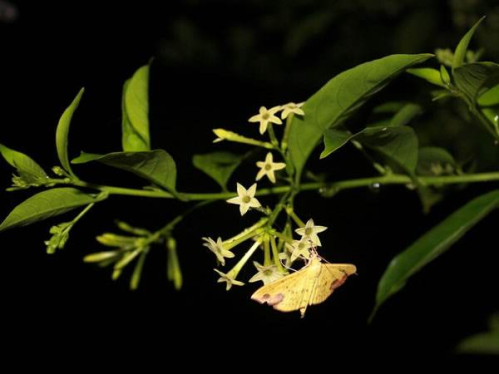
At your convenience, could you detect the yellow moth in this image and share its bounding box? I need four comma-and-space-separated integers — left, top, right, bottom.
251, 254, 356, 318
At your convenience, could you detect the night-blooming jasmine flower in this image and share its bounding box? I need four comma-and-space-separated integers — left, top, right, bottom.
249, 261, 284, 285
248, 106, 282, 134
214, 268, 245, 291
255, 152, 286, 183
202, 237, 235, 266
286, 238, 313, 262
280, 102, 304, 119
295, 219, 328, 247
226, 183, 261, 216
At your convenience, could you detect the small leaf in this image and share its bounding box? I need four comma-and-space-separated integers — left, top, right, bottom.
72, 150, 177, 193
122, 65, 150, 152
453, 16, 485, 71
0, 143, 47, 182
287, 53, 433, 180
56, 88, 84, 178
192, 151, 245, 190
372, 189, 499, 319
440, 65, 451, 85
454, 62, 499, 103
478, 83, 499, 107
0, 188, 102, 232
321, 128, 354, 159
407, 68, 445, 87
167, 237, 182, 290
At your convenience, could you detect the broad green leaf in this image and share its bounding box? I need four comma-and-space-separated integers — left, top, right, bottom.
478, 83, 499, 107
192, 151, 245, 190
0, 188, 102, 231
389, 103, 423, 127
372, 101, 406, 114
357, 126, 419, 173
372, 189, 499, 319
0, 143, 47, 182
56, 88, 84, 178
122, 65, 150, 152
407, 68, 445, 87
452, 16, 485, 71
287, 53, 433, 181
454, 62, 499, 103
72, 150, 176, 193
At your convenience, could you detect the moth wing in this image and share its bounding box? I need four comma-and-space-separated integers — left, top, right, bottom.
310, 263, 356, 305
251, 267, 313, 313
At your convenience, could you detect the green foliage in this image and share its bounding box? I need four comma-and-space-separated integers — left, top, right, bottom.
458, 313, 499, 355
454, 62, 499, 104
122, 64, 151, 152
372, 189, 499, 319
406, 68, 445, 87
0, 188, 103, 231
72, 150, 177, 193
56, 88, 84, 178
0, 143, 48, 189
452, 16, 485, 71
192, 151, 245, 190
287, 53, 432, 181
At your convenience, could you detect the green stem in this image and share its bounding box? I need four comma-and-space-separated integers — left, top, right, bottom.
62, 172, 499, 201
263, 235, 271, 267
270, 235, 285, 273
267, 123, 279, 148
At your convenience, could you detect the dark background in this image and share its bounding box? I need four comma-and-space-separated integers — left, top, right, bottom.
1, 0, 498, 362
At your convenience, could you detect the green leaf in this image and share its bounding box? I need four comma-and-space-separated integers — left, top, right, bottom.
72, 150, 176, 193
371, 189, 499, 319
56, 88, 84, 178
453, 16, 485, 71
192, 152, 245, 190
440, 65, 451, 85
406, 68, 445, 87
478, 83, 499, 107
130, 249, 148, 290
0, 188, 102, 231
287, 53, 433, 181
357, 126, 419, 173
0, 143, 47, 182
457, 333, 499, 355
389, 103, 423, 127
454, 62, 499, 103
122, 65, 150, 152
321, 128, 355, 158
416, 147, 456, 176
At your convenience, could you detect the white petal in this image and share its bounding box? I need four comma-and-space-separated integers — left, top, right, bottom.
259, 106, 267, 114
313, 225, 328, 233
248, 114, 261, 123
247, 183, 257, 197
269, 116, 283, 125
256, 169, 266, 181
272, 162, 286, 170
248, 198, 261, 208
267, 171, 276, 183
226, 197, 242, 205
259, 120, 268, 134
240, 204, 250, 216
236, 183, 246, 196
265, 152, 273, 163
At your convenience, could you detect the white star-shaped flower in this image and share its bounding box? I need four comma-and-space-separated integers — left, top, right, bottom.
248, 262, 284, 285
255, 152, 286, 183
226, 183, 261, 216
281, 102, 304, 119
248, 106, 283, 134
286, 238, 313, 262
202, 237, 235, 266
214, 269, 245, 291
295, 219, 328, 247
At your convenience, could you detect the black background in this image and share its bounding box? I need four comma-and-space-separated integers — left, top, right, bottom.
1, 0, 498, 363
